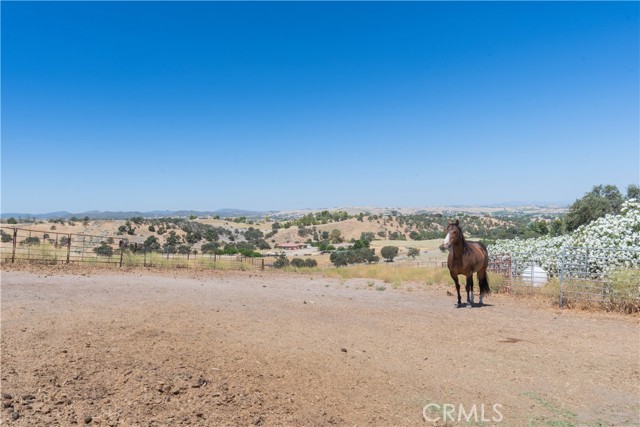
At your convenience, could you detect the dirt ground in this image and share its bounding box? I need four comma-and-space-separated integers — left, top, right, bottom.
1, 265, 638, 426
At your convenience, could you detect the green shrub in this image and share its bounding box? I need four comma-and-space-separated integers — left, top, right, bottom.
407, 247, 420, 258
352, 239, 370, 250
201, 242, 220, 254
317, 241, 335, 252
177, 245, 192, 255
238, 249, 262, 258
290, 258, 306, 268
273, 254, 289, 268
144, 235, 161, 251
381, 246, 399, 262
388, 232, 406, 240
94, 242, 114, 257
1, 230, 12, 243
22, 236, 40, 246
330, 251, 349, 267
330, 248, 378, 267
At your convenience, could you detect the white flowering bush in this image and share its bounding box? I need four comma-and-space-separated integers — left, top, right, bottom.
489, 199, 640, 277
489, 235, 565, 275
569, 198, 640, 249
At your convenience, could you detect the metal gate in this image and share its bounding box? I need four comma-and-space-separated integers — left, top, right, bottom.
489, 246, 640, 308
488, 252, 556, 292
0, 226, 266, 271
559, 246, 640, 307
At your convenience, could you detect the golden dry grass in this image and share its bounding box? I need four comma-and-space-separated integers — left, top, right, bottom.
322, 264, 452, 286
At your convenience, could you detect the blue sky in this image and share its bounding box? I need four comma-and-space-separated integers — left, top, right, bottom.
2, 1, 638, 213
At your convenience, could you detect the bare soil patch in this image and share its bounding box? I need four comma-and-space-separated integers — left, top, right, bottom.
1, 266, 638, 426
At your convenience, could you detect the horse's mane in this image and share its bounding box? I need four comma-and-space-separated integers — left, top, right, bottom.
452, 223, 472, 254
459, 225, 471, 254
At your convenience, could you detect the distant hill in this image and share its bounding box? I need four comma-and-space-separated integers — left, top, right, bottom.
0, 209, 275, 220
0, 203, 569, 262
1, 203, 567, 221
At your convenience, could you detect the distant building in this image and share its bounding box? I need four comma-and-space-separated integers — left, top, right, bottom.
276, 243, 307, 250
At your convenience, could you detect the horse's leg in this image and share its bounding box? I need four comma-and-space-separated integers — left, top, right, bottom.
450, 272, 462, 306
466, 274, 474, 307
478, 269, 490, 306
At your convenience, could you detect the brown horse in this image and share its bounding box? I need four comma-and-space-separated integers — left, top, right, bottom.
443, 220, 490, 307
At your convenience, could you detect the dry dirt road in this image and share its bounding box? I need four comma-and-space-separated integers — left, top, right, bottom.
1, 267, 638, 426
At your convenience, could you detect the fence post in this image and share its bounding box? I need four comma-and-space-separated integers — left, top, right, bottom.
529, 259, 534, 286
507, 256, 512, 294
11, 228, 17, 263
26, 230, 32, 260
261, 258, 264, 271
119, 247, 124, 268
66, 234, 72, 264
560, 246, 566, 308
144, 248, 147, 267
53, 233, 59, 262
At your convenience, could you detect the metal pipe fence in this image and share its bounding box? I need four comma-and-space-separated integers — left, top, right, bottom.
392, 260, 442, 268
488, 253, 551, 292
488, 246, 640, 307
559, 246, 640, 307
0, 226, 265, 271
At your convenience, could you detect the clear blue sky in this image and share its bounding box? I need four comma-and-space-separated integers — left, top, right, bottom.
2, 1, 638, 213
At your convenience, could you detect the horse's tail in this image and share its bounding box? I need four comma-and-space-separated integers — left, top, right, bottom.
479, 273, 491, 296
476, 241, 491, 296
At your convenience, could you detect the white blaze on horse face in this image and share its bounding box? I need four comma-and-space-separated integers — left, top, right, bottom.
443, 232, 451, 248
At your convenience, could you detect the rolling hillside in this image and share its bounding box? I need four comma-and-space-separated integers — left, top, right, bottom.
1, 206, 552, 259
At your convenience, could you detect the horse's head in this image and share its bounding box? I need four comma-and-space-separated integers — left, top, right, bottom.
443, 220, 462, 250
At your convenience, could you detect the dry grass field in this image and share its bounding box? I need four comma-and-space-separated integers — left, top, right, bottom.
1, 264, 638, 426
2, 217, 451, 269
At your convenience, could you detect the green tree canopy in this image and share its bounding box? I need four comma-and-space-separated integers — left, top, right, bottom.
627, 184, 640, 200
565, 185, 625, 231
143, 235, 161, 251
329, 229, 343, 244
381, 246, 399, 262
